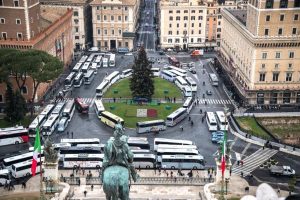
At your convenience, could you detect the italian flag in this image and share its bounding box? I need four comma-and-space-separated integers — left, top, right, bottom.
31, 128, 41, 176
221, 131, 227, 177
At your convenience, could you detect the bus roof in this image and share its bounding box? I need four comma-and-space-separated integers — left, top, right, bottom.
3, 152, 33, 162
29, 114, 46, 129
40, 104, 55, 115
105, 71, 119, 81
84, 70, 94, 77
154, 138, 193, 145
61, 138, 100, 144
175, 76, 187, 84
79, 55, 88, 63
52, 102, 65, 114
133, 154, 156, 159
183, 97, 193, 107
151, 67, 160, 71
0, 169, 9, 174
157, 144, 197, 150
161, 70, 176, 76
64, 99, 75, 112
161, 154, 204, 160
66, 72, 76, 80
122, 69, 132, 73
75, 72, 83, 80
101, 111, 124, 122
128, 137, 148, 141
157, 148, 199, 154
0, 126, 28, 136
13, 158, 44, 168
97, 79, 110, 90
185, 77, 196, 85
43, 114, 59, 126
64, 154, 104, 158
167, 107, 187, 118
53, 143, 71, 149
207, 112, 217, 122
136, 119, 165, 126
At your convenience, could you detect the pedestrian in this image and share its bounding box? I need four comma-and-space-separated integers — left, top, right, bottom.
154, 167, 156, 175
207, 168, 210, 175
174, 97, 176, 103
166, 172, 169, 177
138, 165, 141, 171
237, 160, 240, 166
202, 117, 204, 123
241, 160, 244, 166
67, 131, 69, 138
82, 168, 85, 175
180, 125, 183, 131
200, 109, 202, 114
191, 120, 194, 126
10, 182, 14, 190
71, 132, 74, 139
84, 190, 87, 197
241, 171, 244, 177
70, 90, 73, 95
91, 184, 94, 191
230, 168, 232, 176
75, 168, 78, 175
4, 180, 8, 190
158, 167, 161, 175
113, 97, 116, 103
277, 188, 280, 195
171, 171, 173, 178
78, 179, 81, 186
188, 116, 191, 121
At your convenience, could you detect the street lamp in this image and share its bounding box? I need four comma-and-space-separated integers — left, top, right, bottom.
225, 178, 230, 195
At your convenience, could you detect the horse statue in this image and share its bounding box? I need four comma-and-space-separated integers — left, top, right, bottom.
102, 122, 139, 200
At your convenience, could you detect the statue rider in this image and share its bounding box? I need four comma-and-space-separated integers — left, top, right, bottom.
102, 121, 139, 182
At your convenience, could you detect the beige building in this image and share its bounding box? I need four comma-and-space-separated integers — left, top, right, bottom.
90, 0, 140, 51
159, 0, 207, 50
218, 0, 300, 106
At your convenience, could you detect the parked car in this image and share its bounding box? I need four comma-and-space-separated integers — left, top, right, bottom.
269, 166, 295, 176
88, 47, 99, 52
190, 69, 197, 74
212, 131, 224, 137
211, 135, 224, 143
206, 90, 212, 95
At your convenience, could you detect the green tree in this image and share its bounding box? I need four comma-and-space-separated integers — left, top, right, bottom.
4, 83, 15, 122
130, 47, 154, 99
14, 90, 27, 122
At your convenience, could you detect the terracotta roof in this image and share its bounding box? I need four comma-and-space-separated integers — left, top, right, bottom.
40, 6, 69, 29
90, 0, 137, 6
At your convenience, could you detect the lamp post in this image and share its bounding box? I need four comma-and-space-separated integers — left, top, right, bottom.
221, 106, 230, 198
225, 178, 230, 195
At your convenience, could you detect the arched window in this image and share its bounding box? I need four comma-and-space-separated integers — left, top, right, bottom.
279, 0, 288, 8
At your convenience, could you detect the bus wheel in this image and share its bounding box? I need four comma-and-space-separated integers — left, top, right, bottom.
171, 166, 175, 169
26, 172, 30, 176
193, 166, 197, 170
15, 141, 19, 144
146, 165, 150, 169
96, 165, 100, 169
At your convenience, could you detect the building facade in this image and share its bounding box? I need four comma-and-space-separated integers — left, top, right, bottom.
90, 0, 140, 51
219, 0, 300, 106
40, 0, 92, 51
159, 0, 207, 50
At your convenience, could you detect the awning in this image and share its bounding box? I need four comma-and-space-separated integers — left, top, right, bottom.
122, 32, 135, 38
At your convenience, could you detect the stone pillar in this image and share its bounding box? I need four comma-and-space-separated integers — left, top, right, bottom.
215, 159, 232, 183
43, 162, 59, 181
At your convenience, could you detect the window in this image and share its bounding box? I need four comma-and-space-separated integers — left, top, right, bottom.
199, 10, 203, 13
266, 15, 270, 21
104, 29, 107, 35
74, 19, 79, 24
197, 38, 201, 43
103, 6, 106, 9
176, 10, 180, 13
175, 38, 180, 43
168, 39, 172, 43
191, 10, 195, 13
16, 19, 21, 24
75, 36, 79, 40
191, 38, 194, 43
125, 16, 128, 21
169, 16, 173, 21
286, 73, 292, 81
97, 41, 101, 48
2, 32, 7, 40
111, 6, 114, 10
191, 30, 194, 34
191, 23, 194, 27
14, 0, 19, 7
104, 41, 108, 47
199, 23, 201, 27
104, 15, 107, 21
0, 18, 5, 24
169, 10, 173, 14
279, 0, 288, 8
111, 16, 114, 21
111, 29, 114, 35
169, 24, 172, 28
265, 0, 274, 8
261, 64, 266, 69
176, 30, 179, 35
184, 16, 188, 20
259, 73, 266, 81
75, 27, 79, 32
97, 29, 101, 35
280, 14, 284, 21
289, 52, 294, 58
288, 63, 293, 69
198, 30, 201, 34
74, 11, 78, 16
272, 73, 279, 81
183, 30, 187, 35
295, 0, 300, 7
278, 28, 283, 35
262, 52, 267, 59
168, 31, 172, 35
184, 23, 187, 28
184, 10, 188, 13
275, 63, 279, 69
17, 33, 22, 39
118, 29, 122, 35
217, 28, 221, 32
97, 6, 100, 10
275, 52, 280, 58
176, 16, 180, 21
191, 16, 195, 20
125, 42, 128, 47
97, 15, 100, 20
292, 28, 297, 35
21, 86, 27, 94
124, 6, 128, 11
295, 14, 299, 20
0, 0, 3, 6
198, 16, 203, 20
118, 16, 121, 21
118, 42, 121, 47
264, 29, 269, 36
177, 24, 179, 28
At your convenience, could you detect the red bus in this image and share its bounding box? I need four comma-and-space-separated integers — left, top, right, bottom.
168, 56, 180, 67
0, 126, 29, 146
75, 98, 89, 114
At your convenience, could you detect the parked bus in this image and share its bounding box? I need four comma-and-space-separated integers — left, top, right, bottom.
103, 57, 108, 68
40, 104, 55, 118
84, 70, 95, 85
151, 67, 160, 77
64, 72, 76, 89
100, 111, 124, 128
61, 138, 100, 146
168, 66, 187, 75
156, 144, 197, 151
206, 112, 218, 131
94, 99, 105, 118
0, 126, 29, 146
72, 62, 82, 73
10, 158, 43, 178
169, 69, 187, 78
117, 48, 129, 54
0, 169, 10, 185
127, 140, 150, 149
156, 148, 199, 156
75, 98, 89, 114
79, 55, 88, 63
183, 97, 194, 113
62, 99, 75, 121
133, 154, 156, 168
96, 80, 110, 97
131, 149, 152, 154
157, 154, 204, 169
57, 117, 69, 132
95, 55, 102, 68
52, 102, 66, 117
121, 69, 132, 78
3, 151, 43, 170
175, 76, 188, 90
91, 62, 98, 74
166, 107, 187, 127
41, 114, 60, 135
160, 70, 176, 82
82, 62, 91, 74
87, 54, 95, 62
109, 54, 116, 67
73, 72, 84, 88
63, 154, 103, 168
105, 71, 120, 84
215, 111, 228, 131
185, 77, 197, 93
154, 138, 193, 151
28, 114, 47, 137
52, 142, 72, 150
136, 120, 166, 134
209, 73, 219, 86
168, 56, 180, 67
59, 146, 101, 155
183, 86, 193, 97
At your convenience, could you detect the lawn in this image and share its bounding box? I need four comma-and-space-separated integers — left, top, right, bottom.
0, 116, 35, 128
103, 102, 182, 128
235, 116, 271, 140
103, 77, 182, 99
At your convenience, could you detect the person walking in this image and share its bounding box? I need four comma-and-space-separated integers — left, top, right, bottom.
180, 125, 183, 131
67, 131, 69, 138
190, 120, 194, 126
71, 132, 74, 139
229, 168, 232, 176
91, 184, 94, 191
84, 190, 87, 197
188, 116, 191, 121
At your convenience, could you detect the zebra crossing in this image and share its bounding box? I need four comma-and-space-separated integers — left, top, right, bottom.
197, 98, 232, 105
232, 148, 278, 176
50, 97, 95, 105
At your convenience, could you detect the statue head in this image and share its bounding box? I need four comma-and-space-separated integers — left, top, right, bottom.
113, 121, 124, 139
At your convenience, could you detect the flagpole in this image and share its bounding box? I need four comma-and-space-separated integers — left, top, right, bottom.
221, 107, 229, 199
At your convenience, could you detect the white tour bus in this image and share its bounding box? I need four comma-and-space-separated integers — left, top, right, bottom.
87, 53, 95, 62
209, 73, 219, 86
72, 62, 82, 73
42, 114, 60, 135
105, 71, 120, 85
183, 97, 194, 113
82, 62, 91, 74
103, 57, 109, 68
96, 80, 110, 97
0, 169, 10, 185
84, 70, 95, 85
40, 104, 55, 118
169, 69, 187, 78
109, 54, 116, 67
91, 62, 98, 74
95, 55, 102, 68
0, 126, 29, 146
121, 69, 132, 78
100, 111, 124, 129
185, 77, 197, 93
157, 154, 204, 169
175, 76, 188, 90
168, 66, 187, 75
28, 114, 47, 137
79, 55, 88, 63
57, 117, 69, 132
52, 102, 66, 117
160, 70, 176, 82
153, 138, 193, 151
166, 107, 187, 127
64, 72, 76, 89
206, 112, 218, 131
183, 86, 193, 97
136, 120, 166, 134
61, 138, 100, 146
59, 146, 101, 155
62, 99, 75, 121
94, 99, 105, 118
156, 144, 197, 151
52, 142, 71, 150
151, 68, 160, 77
133, 154, 156, 169
127, 140, 150, 150
215, 111, 229, 131
10, 158, 43, 178
63, 154, 103, 168
73, 72, 84, 88
156, 148, 199, 156
131, 149, 151, 154
3, 151, 44, 170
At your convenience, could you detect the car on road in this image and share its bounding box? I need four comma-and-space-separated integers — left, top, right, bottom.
211, 135, 224, 143
159, 50, 165, 55
88, 47, 99, 52
206, 90, 212, 95
190, 69, 196, 74
269, 165, 295, 176
188, 62, 195, 67
212, 131, 224, 137
145, 23, 149, 27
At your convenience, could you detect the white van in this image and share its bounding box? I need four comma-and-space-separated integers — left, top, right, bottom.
57, 117, 69, 132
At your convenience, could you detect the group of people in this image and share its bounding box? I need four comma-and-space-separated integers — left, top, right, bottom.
3, 180, 15, 191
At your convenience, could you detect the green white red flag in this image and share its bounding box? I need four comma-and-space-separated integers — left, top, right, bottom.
221, 131, 227, 177
31, 128, 41, 176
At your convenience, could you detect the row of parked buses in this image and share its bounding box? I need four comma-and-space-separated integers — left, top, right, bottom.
206, 111, 229, 131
